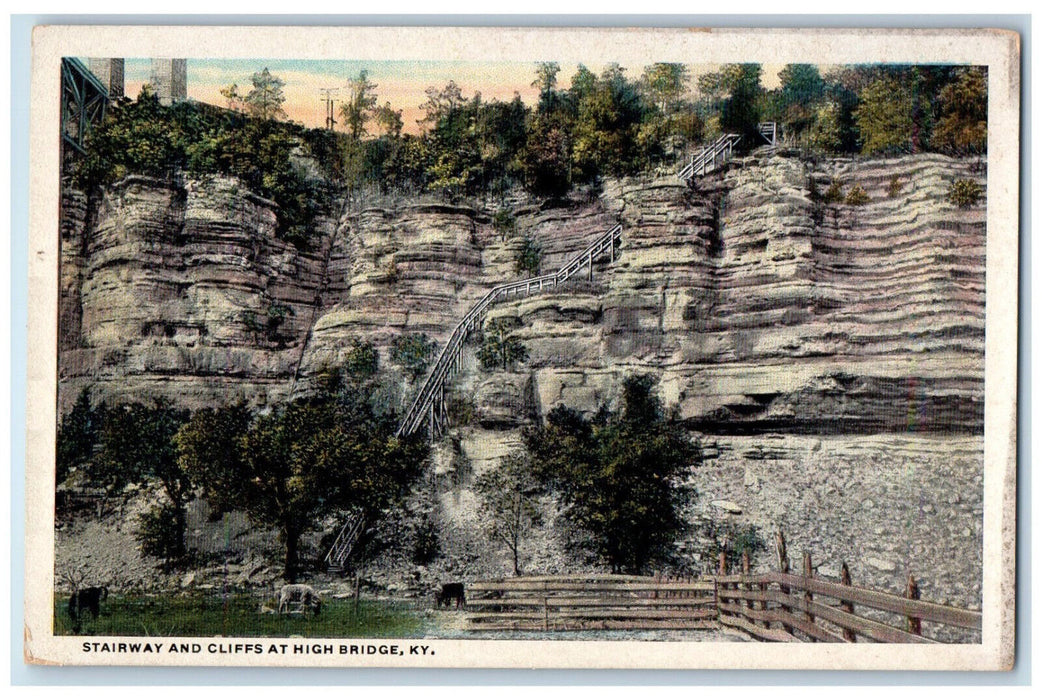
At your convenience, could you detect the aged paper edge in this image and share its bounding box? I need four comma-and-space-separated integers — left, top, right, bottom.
24, 24, 1020, 670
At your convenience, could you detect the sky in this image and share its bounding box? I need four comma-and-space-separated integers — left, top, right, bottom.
113, 58, 785, 134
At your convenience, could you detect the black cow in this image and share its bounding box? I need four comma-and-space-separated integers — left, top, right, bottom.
435, 582, 466, 609
68, 586, 108, 631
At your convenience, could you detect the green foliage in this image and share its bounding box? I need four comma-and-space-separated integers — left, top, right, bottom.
522, 114, 571, 198
515, 237, 542, 276
91, 401, 188, 496
137, 502, 188, 564
855, 77, 915, 154
887, 175, 903, 198
446, 391, 476, 427
344, 339, 380, 381
56, 389, 102, 485
245, 67, 287, 121
477, 318, 529, 371
340, 70, 379, 140
571, 64, 649, 179
525, 375, 698, 574
91, 401, 190, 561
806, 100, 846, 153
822, 180, 845, 204
641, 63, 690, 115
698, 521, 767, 572
492, 208, 517, 238
948, 178, 984, 208
373, 102, 404, 138
236, 397, 427, 580
844, 184, 870, 206
532, 62, 562, 115
699, 64, 763, 147
390, 333, 437, 382
175, 403, 253, 517
54, 593, 425, 638
773, 64, 826, 145
933, 67, 988, 155
410, 510, 440, 566
74, 85, 330, 247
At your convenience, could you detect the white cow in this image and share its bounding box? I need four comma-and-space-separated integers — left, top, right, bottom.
277, 584, 322, 616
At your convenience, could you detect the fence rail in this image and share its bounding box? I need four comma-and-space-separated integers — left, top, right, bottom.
467, 574, 715, 632
465, 546, 981, 642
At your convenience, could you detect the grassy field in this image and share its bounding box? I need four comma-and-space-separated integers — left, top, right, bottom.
55, 593, 427, 638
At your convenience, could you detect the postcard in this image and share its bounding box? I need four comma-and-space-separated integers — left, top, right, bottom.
25, 25, 1019, 669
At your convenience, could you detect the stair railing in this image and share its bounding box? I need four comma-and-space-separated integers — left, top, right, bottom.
395, 223, 623, 440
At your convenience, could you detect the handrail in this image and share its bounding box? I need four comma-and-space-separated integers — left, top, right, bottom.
396, 223, 622, 439
324, 512, 365, 569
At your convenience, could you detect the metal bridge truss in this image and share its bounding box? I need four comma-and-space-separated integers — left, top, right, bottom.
61, 57, 110, 155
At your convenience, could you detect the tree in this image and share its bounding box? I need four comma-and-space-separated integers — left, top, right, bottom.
699, 64, 763, 147
855, 76, 915, 154
532, 62, 561, 115
92, 401, 191, 561
641, 63, 690, 115
571, 64, 648, 179
219, 83, 244, 114
775, 64, 825, 145
56, 389, 102, 485
475, 453, 542, 575
525, 375, 698, 574
522, 114, 571, 198
515, 237, 541, 275
477, 318, 528, 371
374, 102, 404, 138
340, 70, 379, 140
236, 397, 425, 581
933, 67, 987, 156
245, 68, 287, 121
390, 333, 437, 382
175, 402, 253, 516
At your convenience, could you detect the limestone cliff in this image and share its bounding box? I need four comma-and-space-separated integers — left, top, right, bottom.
60, 152, 985, 434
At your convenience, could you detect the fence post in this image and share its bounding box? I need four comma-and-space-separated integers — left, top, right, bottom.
803, 552, 816, 642
775, 531, 793, 635
542, 580, 549, 632
353, 572, 361, 616
742, 550, 755, 627
840, 562, 857, 642
906, 574, 922, 636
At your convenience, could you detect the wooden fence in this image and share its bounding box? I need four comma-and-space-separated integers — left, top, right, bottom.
465, 536, 982, 642
466, 574, 717, 632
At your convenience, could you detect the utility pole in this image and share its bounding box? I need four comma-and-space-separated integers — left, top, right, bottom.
319, 87, 339, 130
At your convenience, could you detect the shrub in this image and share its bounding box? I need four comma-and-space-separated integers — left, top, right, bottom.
493, 209, 517, 239
844, 184, 870, 206
887, 175, 903, 198
948, 178, 983, 208
822, 180, 845, 204
698, 521, 767, 572
390, 333, 437, 382
137, 502, 187, 564
515, 237, 542, 276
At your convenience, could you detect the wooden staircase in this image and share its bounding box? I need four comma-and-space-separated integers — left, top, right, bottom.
394, 223, 623, 442
324, 512, 365, 574
677, 121, 778, 183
